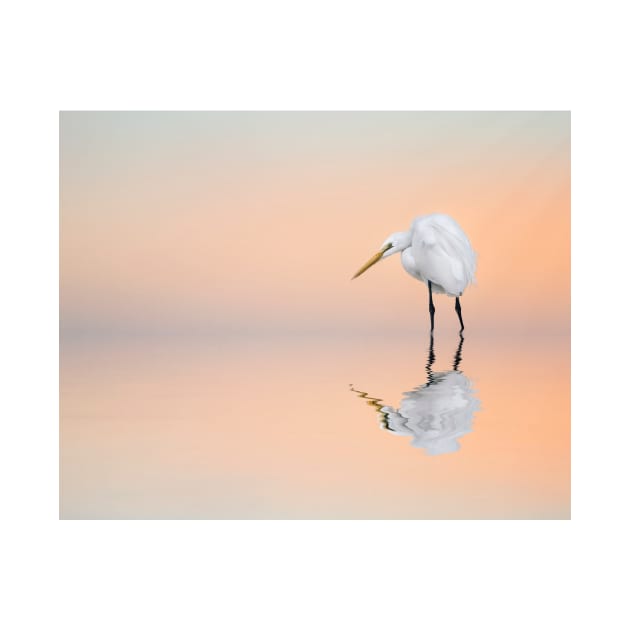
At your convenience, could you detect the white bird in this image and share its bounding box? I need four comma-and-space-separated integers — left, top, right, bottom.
352, 213, 476, 331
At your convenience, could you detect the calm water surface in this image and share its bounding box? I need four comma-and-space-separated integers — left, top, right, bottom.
60, 330, 570, 519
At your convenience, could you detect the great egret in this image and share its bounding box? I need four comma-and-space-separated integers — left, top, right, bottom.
351, 335, 480, 455
352, 214, 476, 331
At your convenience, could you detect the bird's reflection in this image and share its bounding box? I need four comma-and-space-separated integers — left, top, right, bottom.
351, 335, 480, 456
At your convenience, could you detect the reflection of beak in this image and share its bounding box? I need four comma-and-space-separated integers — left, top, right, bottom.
351, 243, 393, 279
349, 384, 392, 431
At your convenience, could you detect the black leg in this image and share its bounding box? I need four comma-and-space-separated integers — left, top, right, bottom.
455, 296, 464, 332
428, 281, 435, 331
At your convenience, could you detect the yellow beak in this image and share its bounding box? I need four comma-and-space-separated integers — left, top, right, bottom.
352, 243, 393, 279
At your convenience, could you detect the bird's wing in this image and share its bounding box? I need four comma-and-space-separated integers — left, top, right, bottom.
411, 217, 476, 295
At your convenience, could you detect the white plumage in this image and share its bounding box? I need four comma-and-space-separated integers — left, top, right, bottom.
353, 213, 476, 331
402, 214, 476, 297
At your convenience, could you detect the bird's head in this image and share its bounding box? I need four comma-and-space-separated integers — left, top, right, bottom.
352, 230, 411, 279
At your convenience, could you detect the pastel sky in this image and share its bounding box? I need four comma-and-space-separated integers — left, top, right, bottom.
60, 112, 570, 336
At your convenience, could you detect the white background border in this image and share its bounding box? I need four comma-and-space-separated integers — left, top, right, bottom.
2, 1, 628, 628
